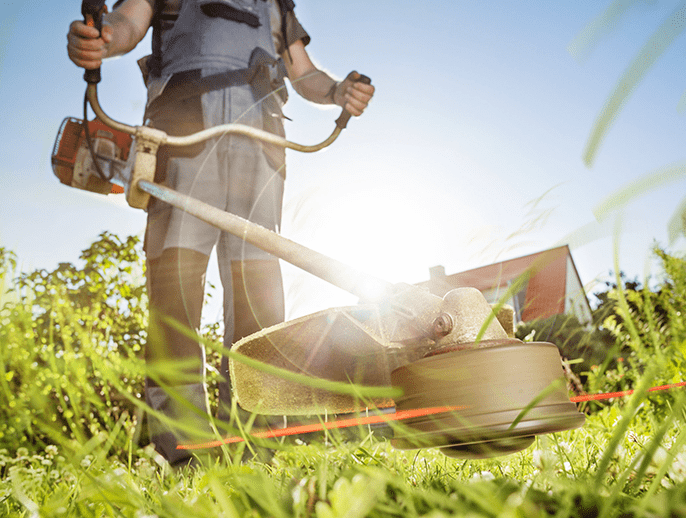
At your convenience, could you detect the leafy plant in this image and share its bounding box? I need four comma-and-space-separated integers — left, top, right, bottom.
582, 248, 686, 417
0, 232, 148, 457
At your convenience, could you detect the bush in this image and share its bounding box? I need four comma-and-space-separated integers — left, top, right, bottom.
515, 312, 612, 384
582, 248, 686, 416
0, 232, 230, 461
0, 233, 148, 457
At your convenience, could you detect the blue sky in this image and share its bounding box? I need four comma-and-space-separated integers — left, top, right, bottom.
2, 1, 686, 319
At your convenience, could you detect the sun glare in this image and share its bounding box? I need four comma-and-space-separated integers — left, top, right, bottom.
280, 176, 466, 317
289, 183, 436, 285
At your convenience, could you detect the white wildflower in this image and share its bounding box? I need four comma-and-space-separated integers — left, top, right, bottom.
557, 441, 573, 455
44, 445, 58, 458
668, 451, 686, 483
472, 470, 495, 481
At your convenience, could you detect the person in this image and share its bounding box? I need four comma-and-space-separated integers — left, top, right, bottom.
67, 0, 375, 467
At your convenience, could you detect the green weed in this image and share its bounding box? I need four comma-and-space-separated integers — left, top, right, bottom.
2, 233, 686, 517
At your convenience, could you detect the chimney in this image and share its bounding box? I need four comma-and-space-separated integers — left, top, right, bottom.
429, 265, 446, 281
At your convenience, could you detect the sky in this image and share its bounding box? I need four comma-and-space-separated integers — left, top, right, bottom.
2, 0, 686, 321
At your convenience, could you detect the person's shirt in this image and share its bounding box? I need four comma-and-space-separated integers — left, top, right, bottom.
143, 0, 310, 56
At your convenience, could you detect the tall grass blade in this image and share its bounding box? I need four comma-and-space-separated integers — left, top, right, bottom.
667, 193, 686, 243
593, 362, 658, 486
594, 161, 686, 221
583, 2, 686, 166
567, 0, 643, 63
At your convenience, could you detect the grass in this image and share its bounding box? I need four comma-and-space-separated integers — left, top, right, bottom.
3, 238, 686, 517
2, 414, 686, 517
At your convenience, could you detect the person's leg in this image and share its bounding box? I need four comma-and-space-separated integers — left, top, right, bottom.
142, 82, 229, 465
216, 257, 286, 467
145, 247, 212, 466
216, 258, 285, 418
231, 259, 285, 342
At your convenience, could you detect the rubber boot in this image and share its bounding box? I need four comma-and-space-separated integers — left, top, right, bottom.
146, 381, 212, 467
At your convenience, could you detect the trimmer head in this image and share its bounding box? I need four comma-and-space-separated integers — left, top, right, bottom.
230, 287, 585, 457
390, 340, 585, 458
230, 287, 509, 414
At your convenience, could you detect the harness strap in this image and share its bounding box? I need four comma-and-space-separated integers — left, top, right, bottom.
149, 0, 297, 79
145, 67, 256, 120
278, 0, 296, 61
149, 0, 165, 78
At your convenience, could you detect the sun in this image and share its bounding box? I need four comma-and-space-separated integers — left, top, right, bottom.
280, 176, 451, 317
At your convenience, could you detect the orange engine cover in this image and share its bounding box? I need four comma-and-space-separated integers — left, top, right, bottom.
51, 117, 132, 195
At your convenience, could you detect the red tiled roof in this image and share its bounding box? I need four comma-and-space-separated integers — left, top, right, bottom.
421, 246, 571, 321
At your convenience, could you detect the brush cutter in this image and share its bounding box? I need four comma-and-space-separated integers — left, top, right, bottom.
52, 3, 584, 457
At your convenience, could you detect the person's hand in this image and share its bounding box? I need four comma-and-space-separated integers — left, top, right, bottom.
334, 71, 375, 116
67, 20, 113, 69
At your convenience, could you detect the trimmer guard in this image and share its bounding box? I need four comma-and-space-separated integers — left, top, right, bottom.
230, 305, 399, 415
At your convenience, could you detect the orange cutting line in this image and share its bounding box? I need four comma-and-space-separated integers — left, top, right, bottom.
179, 381, 686, 451
178, 405, 464, 450
570, 381, 686, 402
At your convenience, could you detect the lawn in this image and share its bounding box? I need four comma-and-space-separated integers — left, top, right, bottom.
2, 236, 686, 517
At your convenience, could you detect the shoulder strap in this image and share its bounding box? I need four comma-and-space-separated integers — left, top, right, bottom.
150, 0, 180, 77
277, 0, 296, 61
150, 0, 163, 77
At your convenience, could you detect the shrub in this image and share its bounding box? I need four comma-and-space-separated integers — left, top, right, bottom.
582, 248, 686, 416
0, 233, 148, 457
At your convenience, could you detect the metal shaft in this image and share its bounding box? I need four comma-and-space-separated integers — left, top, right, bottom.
137, 180, 395, 302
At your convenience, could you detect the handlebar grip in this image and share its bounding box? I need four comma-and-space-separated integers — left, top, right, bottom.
82, 0, 108, 84
335, 74, 372, 130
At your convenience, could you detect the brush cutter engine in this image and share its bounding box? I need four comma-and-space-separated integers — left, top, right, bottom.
51, 117, 132, 195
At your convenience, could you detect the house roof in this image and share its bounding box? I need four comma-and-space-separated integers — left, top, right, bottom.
420, 246, 569, 290
418, 245, 586, 321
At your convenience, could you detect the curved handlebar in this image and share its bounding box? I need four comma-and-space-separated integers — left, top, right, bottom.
86, 73, 371, 153
79, 0, 371, 151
